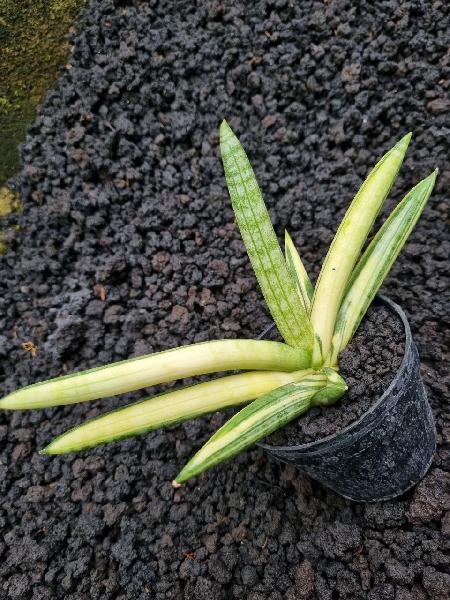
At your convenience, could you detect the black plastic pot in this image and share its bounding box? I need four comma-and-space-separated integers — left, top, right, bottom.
258, 295, 436, 502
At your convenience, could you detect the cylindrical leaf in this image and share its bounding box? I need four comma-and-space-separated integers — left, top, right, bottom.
0, 339, 309, 410
310, 134, 411, 367
41, 369, 313, 454
285, 230, 314, 313
175, 368, 347, 484
329, 170, 437, 364
220, 120, 313, 353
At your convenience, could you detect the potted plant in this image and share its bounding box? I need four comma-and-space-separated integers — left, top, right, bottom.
1, 121, 437, 502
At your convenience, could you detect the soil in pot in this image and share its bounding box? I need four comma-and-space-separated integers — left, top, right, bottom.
266, 303, 404, 446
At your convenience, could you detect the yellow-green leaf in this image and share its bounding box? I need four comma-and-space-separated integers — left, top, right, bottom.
220, 120, 313, 354
175, 368, 346, 483
0, 339, 309, 410
41, 369, 313, 454
285, 230, 314, 313
310, 133, 411, 367
328, 170, 437, 364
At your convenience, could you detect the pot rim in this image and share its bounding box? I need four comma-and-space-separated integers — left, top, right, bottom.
257, 294, 413, 454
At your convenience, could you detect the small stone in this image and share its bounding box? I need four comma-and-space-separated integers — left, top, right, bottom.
341, 63, 361, 83
407, 469, 450, 524
426, 98, 450, 114
262, 115, 277, 128
294, 560, 315, 598
241, 565, 259, 586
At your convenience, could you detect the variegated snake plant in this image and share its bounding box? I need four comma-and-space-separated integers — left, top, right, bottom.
1, 121, 437, 485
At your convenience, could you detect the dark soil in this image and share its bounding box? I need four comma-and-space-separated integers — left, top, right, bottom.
1, 1, 449, 599
267, 304, 404, 446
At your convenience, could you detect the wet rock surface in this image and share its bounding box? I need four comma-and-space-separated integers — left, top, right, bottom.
1, 1, 449, 598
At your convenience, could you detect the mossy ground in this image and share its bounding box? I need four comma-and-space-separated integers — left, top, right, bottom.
0, 186, 20, 254
0, 185, 20, 217
0, 0, 84, 252
0, 0, 84, 187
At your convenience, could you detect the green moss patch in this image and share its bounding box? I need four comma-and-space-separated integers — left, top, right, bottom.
0, 0, 84, 185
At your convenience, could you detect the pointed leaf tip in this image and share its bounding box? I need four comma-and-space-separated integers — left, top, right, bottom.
418, 169, 438, 193
220, 119, 232, 137
396, 132, 412, 152
429, 168, 438, 181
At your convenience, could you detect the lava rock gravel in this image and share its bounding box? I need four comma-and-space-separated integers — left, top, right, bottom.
1, 1, 449, 599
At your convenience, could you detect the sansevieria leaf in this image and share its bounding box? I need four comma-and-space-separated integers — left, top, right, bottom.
328, 170, 437, 364
41, 369, 313, 454
310, 133, 411, 367
220, 120, 313, 354
174, 368, 346, 484
285, 230, 314, 313
0, 339, 309, 410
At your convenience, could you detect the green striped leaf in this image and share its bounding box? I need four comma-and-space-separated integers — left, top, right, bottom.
174, 368, 346, 484
310, 133, 411, 367
41, 369, 313, 454
285, 230, 314, 313
0, 339, 309, 410
329, 170, 437, 364
220, 120, 313, 354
